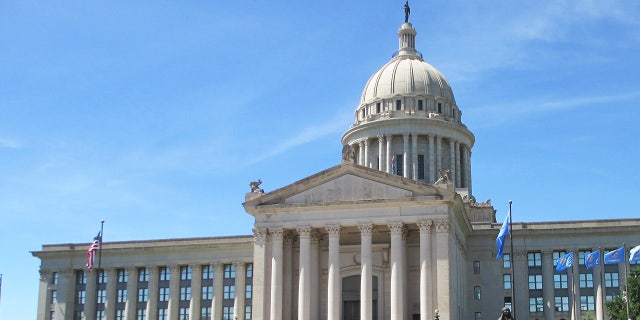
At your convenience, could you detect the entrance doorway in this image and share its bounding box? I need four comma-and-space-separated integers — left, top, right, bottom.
342, 275, 378, 320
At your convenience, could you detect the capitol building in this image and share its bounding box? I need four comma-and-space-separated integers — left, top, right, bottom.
32, 5, 639, 320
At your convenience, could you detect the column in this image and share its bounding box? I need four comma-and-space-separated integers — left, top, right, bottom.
234, 262, 246, 320
448, 139, 455, 185
212, 263, 224, 320
571, 251, 580, 320
436, 135, 442, 173
402, 134, 409, 178
364, 139, 370, 168
297, 226, 312, 320
388, 222, 404, 320
270, 227, 284, 320
125, 267, 138, 320
283, 234, 294, 320
58, 271, 74, 320
386, 135, 392, 173
358, 141, 365, 166
435, 220, 450, 320
428, 134, 435, 182
541, 251, 555, 320
401, 229, 408, 319
190, 265, 202, 320
147, 266, 159, 320
594, 250, 604, 320
252, 228, 268, 320
464, 146, 472, 193
358, 223, 374, 320
378, 135, 384, 171
412, 134, 418, 180
311, 232, 320, 320
36, 271, 51, 320
455, 141, 461, 187
417, 221, 434, 320
86, 270, 98, 320
326, 225, 342, 320
105, 268, 117, 320
168, 265, 180, 320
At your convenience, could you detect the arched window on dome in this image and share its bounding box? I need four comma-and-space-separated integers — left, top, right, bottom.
395, 100, 402, 111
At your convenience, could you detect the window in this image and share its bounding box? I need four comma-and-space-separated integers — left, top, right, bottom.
580, 273, 594, 288
136, 308, 146, 320
224, 264, 236, 279
246, 263, 253, 278
96, 310, 105, 320
138, 288, 148, 302
50, 311, 56, 320
98, 270, 107, 284
529, 297, 544, 312
417, 155, 425, 180
418, 100, 424, 110
245, 284, 252, 299
202, 265, 213, 280
605, 272, 619, 287
503, 254, 511, 268
528, 252, 542, 267
180, 266, 192, 280
474, 312, 481, 320
202, 307, 212, 319
76, 271, 86, 285
579, 251, 592, 265
179, 307, 189, 320
245, 305, 252, 320
223, 285, 236, 300
528, 275, 542, 290
116, 309, 125, 320
117, 269, 128, 283
202, 286, 213, 300
138, 268, 149, 282
437, 102, 442, 113
376, 103, 381, 113
503, 297, 512, 310
581, 295, 595, 311
553, 251, 567, 267
474, 286, 481, 300
396, 154, 404, 176
158, 309, 168, 320
159, 287, 170, 302
554, 274, 568, 289
50, 290, 58, 303
160, 267, 170, 281
52, 272, 59, 285
395, 100, 402, 110
473, 261, 480, 274
180, 286, 192, 301
503, 274, 511, 290
555, 296, 569, 312
117, 289, 127, 303
73, 311, 85, 320
223, 306, 234, 320
97, 289, 106, 303
77, 290, 86, 304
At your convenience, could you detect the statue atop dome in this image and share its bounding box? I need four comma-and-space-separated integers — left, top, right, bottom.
404, 1, 410, 23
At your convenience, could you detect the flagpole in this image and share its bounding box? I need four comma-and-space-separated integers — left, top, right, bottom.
97, 219, 104, 272
508, 200, 517, 319
94, 219, 104, 317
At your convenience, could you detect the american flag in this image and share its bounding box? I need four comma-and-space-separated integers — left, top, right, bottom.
86, 231, 102, 271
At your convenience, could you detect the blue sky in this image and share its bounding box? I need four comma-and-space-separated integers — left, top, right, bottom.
1, 0, 639, 317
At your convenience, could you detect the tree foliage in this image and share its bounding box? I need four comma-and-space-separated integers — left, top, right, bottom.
606, 267, 640, 320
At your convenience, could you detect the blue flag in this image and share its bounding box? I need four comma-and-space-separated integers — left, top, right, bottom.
556, 252, 574, 272
630, 245, 640, 263
604, 246, 625, 264
495, 211, 510, 259
585, 250, 600, 270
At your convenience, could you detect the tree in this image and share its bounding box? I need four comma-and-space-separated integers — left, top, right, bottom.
606, 267, 640, 320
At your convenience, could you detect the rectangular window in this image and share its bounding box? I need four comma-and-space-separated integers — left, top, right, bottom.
581, 295, 595, 311
50, 290, 58, 303
396, 154, 404, 176
52, 272, 59, 285
96, 310, 104, 320
579, 250, 592, 265
74, 311, 85, 320
474, 286, 481, 300
159, 287, 170, 302
117, 269, 128, 283
245, 305, 252, 320
473, 261, 480, 274
179, 307, 189, 320
528, 274, 542, 290
224, 264, 236, 279
418, 100, 424, 110
503, 254, 511, 268
50, 311, 56, 320
580, 273, 594, 288
202, 286, 213, 300
528, 252, 542, 267
180, 286, 192, 301
76, 270, 86, 285
417, 155, 425, 180
116, 310, 125, 320
529, 297, 544, 312
223, 306, 234, 320
553, 251, 567, 266
158, 309, 168, 320
117, 289, 127, 303
180, 266, 192, 280
503, 297, 512, 310
201, 307, 212, 319
503, 274, 511, 290
605, 272, 619, 287
77, 290, 86, 304
554, 274, 568, 289
160, 267, 170, 281
437, 102, 442, 113
245, 284, 252, 299
138, 268, 149, 282
246, 263, 253, 278
98, 270, 107, 284
376, 103, 381, 113
202, 265, 213, 280
223, 285, 236, 300
136, 308, 146, 320
138, 288, 148, 302
555, 296, 569, 312
97, 289, 106, 303
396, 100, 402, 110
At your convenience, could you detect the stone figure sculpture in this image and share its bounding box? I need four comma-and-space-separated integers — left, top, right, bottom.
249, 179, 263, 193
404, 1, 410, 23
435, 169, 451, 184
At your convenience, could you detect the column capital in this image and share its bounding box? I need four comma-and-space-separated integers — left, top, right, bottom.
297, 226, 312, 238
417, 220, 433, 233
126, 265, 138, 273
148, 265, 159, 272
212, 262, 224, 272
358, 223, 374, 236
233, 261, 246, 273
253, 227, 268, 245
169, 264, 180, 273
269, 227, 285, 240
387, 221, 404, 235
434, 219, 450, 233
190, 264, 202, 273
325, 225, 341, 237
363, 139, 369, 146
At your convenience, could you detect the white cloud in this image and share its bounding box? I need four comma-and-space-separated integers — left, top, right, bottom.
0, 138, 22, 148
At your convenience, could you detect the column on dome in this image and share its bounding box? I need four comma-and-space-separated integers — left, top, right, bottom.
147, 266, 159, 320
234, 262, 246, 320
378, 135, 385, 171
105, 268, 117, 320
448, 139, 455, 186
358, 223, 374, 320
86, 270, 97, 319
190, 264, 202, 320
464, 145, 472, 192
386, 136, 393, 173
435, 220, 451, 320
364, 139, 371, 168
402, 134, 409, 178
388, 222, 404, 320
428, 134, 435, 182
412, 134, 418, 180
125, 267, 138, 320
251, 228, 268, 320
168, 265, 180, 320
358, 141, 365, 166
455, 141, 461, 187
212, 263, 224, 319
297, 226, 312, 320
417, 220, 434, 320
326, 225, 341, 320
436, 136, 442, 173
283, 234, 294, 320
541, 251, 555, 320
270, 227, 284, 320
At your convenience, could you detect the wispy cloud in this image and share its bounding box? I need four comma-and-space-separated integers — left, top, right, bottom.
0, 138, 22, 148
